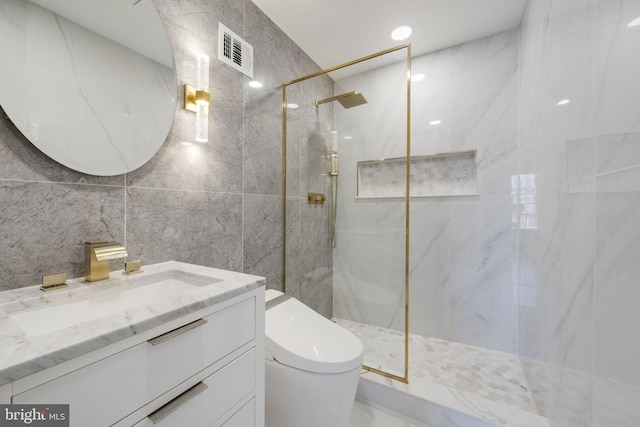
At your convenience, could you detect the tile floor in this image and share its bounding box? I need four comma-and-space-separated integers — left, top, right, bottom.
335, 318, 539, 415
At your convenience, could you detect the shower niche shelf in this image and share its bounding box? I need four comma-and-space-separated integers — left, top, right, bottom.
356, 150, 478, 198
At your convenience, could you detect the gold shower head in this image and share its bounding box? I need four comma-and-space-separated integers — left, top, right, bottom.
315, 91, 368, 109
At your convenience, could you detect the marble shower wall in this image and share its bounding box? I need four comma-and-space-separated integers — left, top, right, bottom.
333, 31, 519, 354
0, 0, 330, 313
517, 0, 640, 425
332, 49, 410, 334
284, 76, 336, 319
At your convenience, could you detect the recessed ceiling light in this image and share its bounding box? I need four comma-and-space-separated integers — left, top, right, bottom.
557, 99, 570, 106
628, 16, 640, 27
344, 136, 353, 140
249, 80, 263, 88
390, 25, 413, 41
429, 120, 442, 126
411, 73, 425, 82
286, 103, 299, 109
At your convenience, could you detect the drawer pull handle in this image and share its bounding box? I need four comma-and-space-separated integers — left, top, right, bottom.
147, 381, 208, 424
148, 318, 208, 346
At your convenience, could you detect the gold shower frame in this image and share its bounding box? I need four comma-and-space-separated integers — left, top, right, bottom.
281, 44, 411, 384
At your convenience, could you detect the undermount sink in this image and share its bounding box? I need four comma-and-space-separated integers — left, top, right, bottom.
5, 269, 221, 336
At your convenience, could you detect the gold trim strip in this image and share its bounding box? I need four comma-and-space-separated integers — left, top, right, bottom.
282, 84, 287, 294
362, 365, 408, 384
147, 318, 207, 346
404, 43, 411, 382
283, 43, 410, 87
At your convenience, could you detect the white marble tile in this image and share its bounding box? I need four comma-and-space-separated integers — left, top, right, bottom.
450, 29, 518, 196
518, 0, 596, 190
411, 49, 454, 156
334, 30, 520, 354
448, 195, 518, 353
595, 0, 640, 173
349, 399, 432, 427
594, 169, 640, 427
593, 376, 640, 427
517, 182, 595, 425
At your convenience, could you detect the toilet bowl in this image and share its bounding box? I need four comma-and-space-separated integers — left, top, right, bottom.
264, 289, 363, 427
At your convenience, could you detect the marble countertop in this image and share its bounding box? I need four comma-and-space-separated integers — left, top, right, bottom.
0, 261, 265, 386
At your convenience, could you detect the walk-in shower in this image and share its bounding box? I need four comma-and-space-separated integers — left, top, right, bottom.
282, 44, 411, 383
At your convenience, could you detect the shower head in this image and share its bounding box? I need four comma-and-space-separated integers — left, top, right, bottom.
315, 91, 368, 109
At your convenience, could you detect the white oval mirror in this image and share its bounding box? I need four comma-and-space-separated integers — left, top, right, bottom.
0, 0, 177, 176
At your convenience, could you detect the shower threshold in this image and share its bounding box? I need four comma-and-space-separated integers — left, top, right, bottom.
334, 318, 551, 427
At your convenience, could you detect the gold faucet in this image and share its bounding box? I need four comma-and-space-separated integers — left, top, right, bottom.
84, 241, 128, 282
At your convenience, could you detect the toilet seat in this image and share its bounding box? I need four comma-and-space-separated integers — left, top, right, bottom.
265, 290, 363, 374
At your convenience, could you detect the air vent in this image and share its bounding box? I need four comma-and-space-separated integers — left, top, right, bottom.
218, 23, 253, 78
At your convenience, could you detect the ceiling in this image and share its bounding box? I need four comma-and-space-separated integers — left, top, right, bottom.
252, 0, 528, 71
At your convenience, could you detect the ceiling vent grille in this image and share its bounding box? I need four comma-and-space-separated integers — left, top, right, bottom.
218, 23, 253, 78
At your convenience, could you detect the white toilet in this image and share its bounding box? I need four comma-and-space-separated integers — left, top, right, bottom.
264, 289, 363, 427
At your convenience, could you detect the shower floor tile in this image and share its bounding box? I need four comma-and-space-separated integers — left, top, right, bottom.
335, 318, 539, 415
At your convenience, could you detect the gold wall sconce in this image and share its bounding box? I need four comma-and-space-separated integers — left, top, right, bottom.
184, 53, 210, 142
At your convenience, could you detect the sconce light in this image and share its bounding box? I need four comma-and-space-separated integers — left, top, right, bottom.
184, 53, 210, 142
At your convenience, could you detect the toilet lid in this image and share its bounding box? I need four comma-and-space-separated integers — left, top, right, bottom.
265, 290, 363, 374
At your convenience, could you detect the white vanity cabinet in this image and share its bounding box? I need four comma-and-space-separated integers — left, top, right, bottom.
9, 287, 265, 427
0, 382, 10, 404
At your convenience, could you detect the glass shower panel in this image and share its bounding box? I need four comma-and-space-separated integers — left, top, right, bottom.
283, 45, 410, 382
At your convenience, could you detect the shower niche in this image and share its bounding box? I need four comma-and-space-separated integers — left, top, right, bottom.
357, 150, 478, 198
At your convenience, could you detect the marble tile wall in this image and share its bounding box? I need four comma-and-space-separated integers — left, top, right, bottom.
283, 75, 335, 319
332, 48, 410, 333
333, 31, 519, 353
518, 0, 640, 425
0, 0, 331, 313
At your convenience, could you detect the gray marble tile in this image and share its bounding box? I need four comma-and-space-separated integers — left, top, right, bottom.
125, 187, 242, 271
299, 200, 333, 318
243, 88, 284, 196
126, 21, 244, 193
284, 197, 301, 299
0, 181, 125, 290
0, 108, 124, 185
152, 0, 243, 45
243, 194, 283, 290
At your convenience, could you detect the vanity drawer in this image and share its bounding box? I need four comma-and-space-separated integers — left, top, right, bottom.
13, 297, 255, 427
133, 348, 255, 427
220, 398, 255, 427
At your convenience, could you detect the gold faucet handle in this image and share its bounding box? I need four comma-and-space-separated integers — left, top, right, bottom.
124, 260, 143, 275
41, 272, 68, 292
